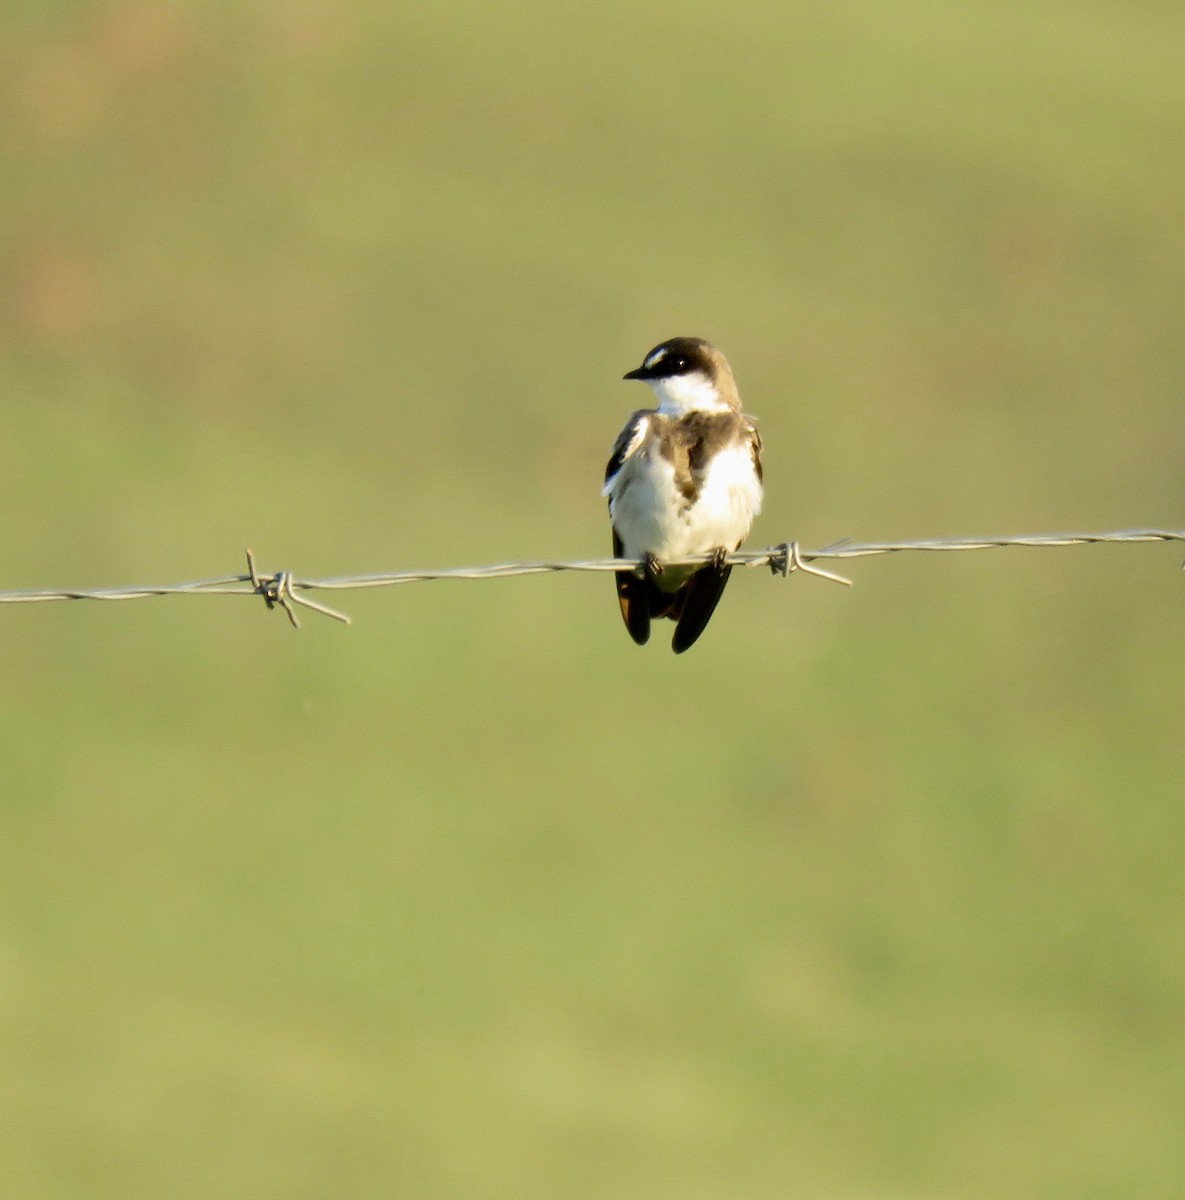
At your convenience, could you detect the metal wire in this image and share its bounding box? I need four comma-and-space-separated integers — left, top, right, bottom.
1, 529, 1182, 627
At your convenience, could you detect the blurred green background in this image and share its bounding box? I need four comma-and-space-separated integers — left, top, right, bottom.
2, 2, 1185, 1196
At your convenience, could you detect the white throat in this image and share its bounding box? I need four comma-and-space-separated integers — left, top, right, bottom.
649, 371, 731, 417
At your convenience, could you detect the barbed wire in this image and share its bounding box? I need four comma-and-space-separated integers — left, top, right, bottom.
0, 529, 1182, 628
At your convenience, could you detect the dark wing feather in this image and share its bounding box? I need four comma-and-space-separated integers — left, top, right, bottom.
612, 530, 650, 645
606, 412, 656, 647
671, 564, 733, 653
604, 410, 653, 485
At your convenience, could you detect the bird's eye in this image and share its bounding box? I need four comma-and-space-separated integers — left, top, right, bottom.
671, 357, 688, 372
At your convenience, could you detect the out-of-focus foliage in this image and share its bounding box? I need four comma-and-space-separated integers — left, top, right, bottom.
2, 3, 1184, 1196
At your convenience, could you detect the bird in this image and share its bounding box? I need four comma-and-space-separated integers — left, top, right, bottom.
603, 336, 764, 653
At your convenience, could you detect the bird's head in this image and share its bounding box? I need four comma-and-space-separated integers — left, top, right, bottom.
623, 337, 739, 415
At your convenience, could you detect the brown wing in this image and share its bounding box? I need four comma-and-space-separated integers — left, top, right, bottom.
748, 419, 763, 484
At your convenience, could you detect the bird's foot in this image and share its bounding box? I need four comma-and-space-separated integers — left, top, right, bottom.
643, 552, 664, 579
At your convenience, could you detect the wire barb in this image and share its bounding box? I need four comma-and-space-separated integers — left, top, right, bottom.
244, 549, 352, 629
767, 541, 853, 587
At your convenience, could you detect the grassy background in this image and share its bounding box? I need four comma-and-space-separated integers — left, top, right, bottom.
3, 2, 1185, 1196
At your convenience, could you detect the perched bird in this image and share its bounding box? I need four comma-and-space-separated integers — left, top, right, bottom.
603, 337, 764, 653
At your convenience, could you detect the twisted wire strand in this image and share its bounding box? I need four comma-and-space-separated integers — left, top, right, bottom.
1, 529, 1182, 626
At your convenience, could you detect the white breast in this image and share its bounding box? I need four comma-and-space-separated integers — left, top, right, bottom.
605, 439, 762, 570
688, 443, 764, 551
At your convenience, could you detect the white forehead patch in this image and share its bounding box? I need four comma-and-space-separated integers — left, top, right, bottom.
643, 346, 669, 370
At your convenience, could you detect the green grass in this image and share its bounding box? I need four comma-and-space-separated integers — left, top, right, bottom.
2, 2, 1185, 1196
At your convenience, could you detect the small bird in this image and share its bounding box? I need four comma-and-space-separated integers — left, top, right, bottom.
603, 337, 764, 653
